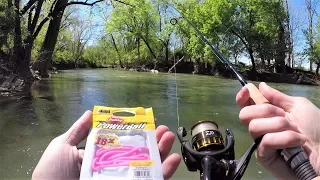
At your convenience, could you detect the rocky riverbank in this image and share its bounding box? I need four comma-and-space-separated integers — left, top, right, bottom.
109, 62, 320, 86
1, 61, 319, 95
52, 60, 320, 86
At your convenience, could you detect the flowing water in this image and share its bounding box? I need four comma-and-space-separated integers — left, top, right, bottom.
0, 69, 319, 180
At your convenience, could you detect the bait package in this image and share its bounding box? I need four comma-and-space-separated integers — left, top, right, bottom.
80, 106, 164, 180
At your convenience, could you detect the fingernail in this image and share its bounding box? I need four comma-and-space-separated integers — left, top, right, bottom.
242, 86, 248, 92
261, 82, 268, 89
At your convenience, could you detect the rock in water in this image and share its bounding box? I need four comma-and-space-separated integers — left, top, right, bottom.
150, 69, 159, 73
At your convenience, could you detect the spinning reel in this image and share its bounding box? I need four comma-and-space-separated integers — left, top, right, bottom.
177, 120, 258, 180
177, 120, 318, 180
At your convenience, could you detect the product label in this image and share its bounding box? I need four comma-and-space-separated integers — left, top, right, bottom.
130, 166, 153, 180
129, 160, 154, 167
79, 106, 163, 180
95, 133, 121, 148
96, 122, 147, 130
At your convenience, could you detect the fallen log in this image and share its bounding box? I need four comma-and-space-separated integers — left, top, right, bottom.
168, 56, 184, 73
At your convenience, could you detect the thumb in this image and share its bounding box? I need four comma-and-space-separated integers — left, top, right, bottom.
259, 82, 294, 111
64, 110, 93, 146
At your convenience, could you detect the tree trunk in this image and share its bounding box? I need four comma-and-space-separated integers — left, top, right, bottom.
137, 36, 140, 60
165, 41, 169, 66
259, 53, 265, 70
275, 21, 286, 73
234, 54, 238, 65
316, 63, 319, 75
306, 0, 313, 72
248, 47, 256, 72
11, 0, 33, 78
140, 35, 156, 59
32, 0, 68, 78
140, 35, 157, 69
111, 34, 123, 68
284, 0, 293, 68
231, 29, 256, 72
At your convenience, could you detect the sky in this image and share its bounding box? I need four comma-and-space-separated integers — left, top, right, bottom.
78, 0, 320, 70
286, 0, 320, 69
236, 0, 320, 69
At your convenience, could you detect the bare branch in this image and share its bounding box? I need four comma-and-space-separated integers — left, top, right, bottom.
50, 0, 59, 13
20, 0, 38, 15
30, 0, 44, 33
33, 0, 132, 41
33, 17, 49, 39
230, 28, 249, 50
28, 5, 36, 32
65, 0, 104, 7
60, 7, 78, 31
111, 0, 134, 7
14, 0, 22, 45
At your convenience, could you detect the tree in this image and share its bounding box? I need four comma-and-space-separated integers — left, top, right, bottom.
304, 0, 320, 72
313, 16, 320, 75
31, 0, 105, 77
0, 0, 109, 90
284, 0, 294, 68
106, 0, 161, 68
231, 0, 289, 73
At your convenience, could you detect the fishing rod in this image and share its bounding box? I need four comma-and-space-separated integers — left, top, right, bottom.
169, 5, 319, 180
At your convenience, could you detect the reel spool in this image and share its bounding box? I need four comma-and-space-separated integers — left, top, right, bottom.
190, 121, 224, 152
177, 120, 256, 180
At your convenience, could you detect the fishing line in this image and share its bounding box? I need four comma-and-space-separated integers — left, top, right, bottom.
169, 5, 247, 86
173, 41, 180, 127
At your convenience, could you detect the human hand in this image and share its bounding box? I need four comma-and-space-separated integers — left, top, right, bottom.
32, 110, 181, 180
236, 82, 320, 179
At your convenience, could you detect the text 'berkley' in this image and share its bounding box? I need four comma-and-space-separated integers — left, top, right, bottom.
96, 122, 147, 130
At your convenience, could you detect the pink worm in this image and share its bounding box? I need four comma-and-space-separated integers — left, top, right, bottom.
105, 147, 149, 161
95, 145, 135, 157
92, 146, 150, 172
96, 154, 150, 165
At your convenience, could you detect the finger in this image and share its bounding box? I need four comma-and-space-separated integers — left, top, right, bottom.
257, 153, 300, 179
78, 149, 85, 162
78, 149, 85, 170
156, 125, 169, 143
158, 131, 175, 162
64, 110, 93, 146
257, 130, 307, 162
162, 153, 181, 180
236, 86, 250, 109
248, 117, 299, 139
259, 82, 294, 111
239, 103, 286, 125
256, 130, 307, 179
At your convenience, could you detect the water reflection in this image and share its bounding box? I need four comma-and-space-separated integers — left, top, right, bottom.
0, 69, 319, 180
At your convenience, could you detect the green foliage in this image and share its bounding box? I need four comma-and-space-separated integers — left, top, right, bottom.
0, 0, 14, 51
105, 0, 164, 65
82, 37, 118, 67
53, 29, 74, 65
0, 0, 310, 74
313, 17, 320, 65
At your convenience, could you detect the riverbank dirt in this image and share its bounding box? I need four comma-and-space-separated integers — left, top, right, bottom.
109, 64, 320, 86
0, 62, 319, 95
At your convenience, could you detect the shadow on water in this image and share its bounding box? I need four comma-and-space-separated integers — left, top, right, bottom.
0, 79, 66, 179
